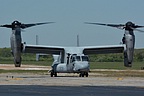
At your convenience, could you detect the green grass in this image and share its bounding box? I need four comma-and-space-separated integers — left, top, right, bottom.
1, 60, 144, 70
90, 62, 144, 70
90, 70, 144, 77
0, 69, 48, 74
0, 61, 144, 77
22, 61, 52, 66
0, 61, 52, 66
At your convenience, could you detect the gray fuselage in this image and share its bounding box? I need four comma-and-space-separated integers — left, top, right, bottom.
51, 54, 90, 73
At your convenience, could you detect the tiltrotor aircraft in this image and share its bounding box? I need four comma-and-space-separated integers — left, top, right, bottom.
0, 21, 54, 67
22, 21, 144, 77
85, 21, 144, 67
23, 42, 125, 77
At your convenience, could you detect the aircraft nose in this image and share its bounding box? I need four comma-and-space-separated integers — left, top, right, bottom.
73, 62, 89, 72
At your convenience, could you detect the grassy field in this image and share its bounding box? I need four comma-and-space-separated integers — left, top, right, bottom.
90, 70, 144, 77
0, 61, 144, 77
0, 61, 52, 66
90, 62, 144, 70
1, 61, 144, 70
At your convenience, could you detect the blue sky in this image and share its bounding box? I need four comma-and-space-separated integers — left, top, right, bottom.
0, 0, 144, 48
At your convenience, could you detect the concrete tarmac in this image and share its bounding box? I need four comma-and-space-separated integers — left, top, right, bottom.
0, 73, 144, 86
0, 64, 144, 96
0, 85, 144, 96
0, 74, 144, 96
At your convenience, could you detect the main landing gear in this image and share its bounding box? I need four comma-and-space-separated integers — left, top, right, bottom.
50, 71, 57, 77
79, 72, 88, 77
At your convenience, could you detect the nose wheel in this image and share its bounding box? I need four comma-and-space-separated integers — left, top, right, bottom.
79, 72, 88, 77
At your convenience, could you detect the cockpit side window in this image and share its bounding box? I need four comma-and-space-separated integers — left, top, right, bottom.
82, 56, 89, 61
72, 57, 76, 62
76, 56, 81, 61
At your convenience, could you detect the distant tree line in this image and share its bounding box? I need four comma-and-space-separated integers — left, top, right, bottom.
0, 48, 52, 61
89, 49, 144, 62
0, 47, 144, 62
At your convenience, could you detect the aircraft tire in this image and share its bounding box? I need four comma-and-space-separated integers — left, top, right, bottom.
79, 72, 88, 77
79, 73, 82, 77
50, 72, 53, 77
54, 72, 57, 77
79, 73, 83, 77
82, 73, 84, 77
85, 72, 88, 77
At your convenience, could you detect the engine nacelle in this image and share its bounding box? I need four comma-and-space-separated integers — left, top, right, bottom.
124, 51, 132, 67
13, 42, 25, 67
14, 57, 22, 67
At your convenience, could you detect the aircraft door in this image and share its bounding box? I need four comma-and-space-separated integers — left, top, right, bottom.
66, 54, 74, 72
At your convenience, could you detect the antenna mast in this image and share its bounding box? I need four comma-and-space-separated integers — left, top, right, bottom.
77, 35, 79, 47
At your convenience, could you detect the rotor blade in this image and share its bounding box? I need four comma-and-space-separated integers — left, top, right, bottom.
134, 25, 144, 28
134, 28, 144, 32
85, 22, 125, 28
21, 22, 55, 29
0, 24, 12, 28
129, 26, 144, 32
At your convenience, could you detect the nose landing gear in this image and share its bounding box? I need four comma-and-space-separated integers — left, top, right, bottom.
79, 72, 88, 77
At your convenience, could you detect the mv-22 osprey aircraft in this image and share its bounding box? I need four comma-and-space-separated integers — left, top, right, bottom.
21, 21, 144, 77
0, 21, 54, 67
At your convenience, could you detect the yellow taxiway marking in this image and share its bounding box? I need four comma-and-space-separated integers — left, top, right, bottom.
10, 78, 24, 80
117, 77, 123, 80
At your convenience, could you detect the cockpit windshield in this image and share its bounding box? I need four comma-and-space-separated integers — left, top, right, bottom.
76, 56, 81, 61
82, 56, 89, 61
72, 55, 89, 62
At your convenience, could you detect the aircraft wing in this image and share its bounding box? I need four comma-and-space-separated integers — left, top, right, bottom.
23, 44, 65, 55
83, 44, 125, 54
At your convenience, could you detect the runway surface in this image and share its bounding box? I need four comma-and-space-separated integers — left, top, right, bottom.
0, 74, 144, 96
0, 85, 144, 96
0, 64, 144, 96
